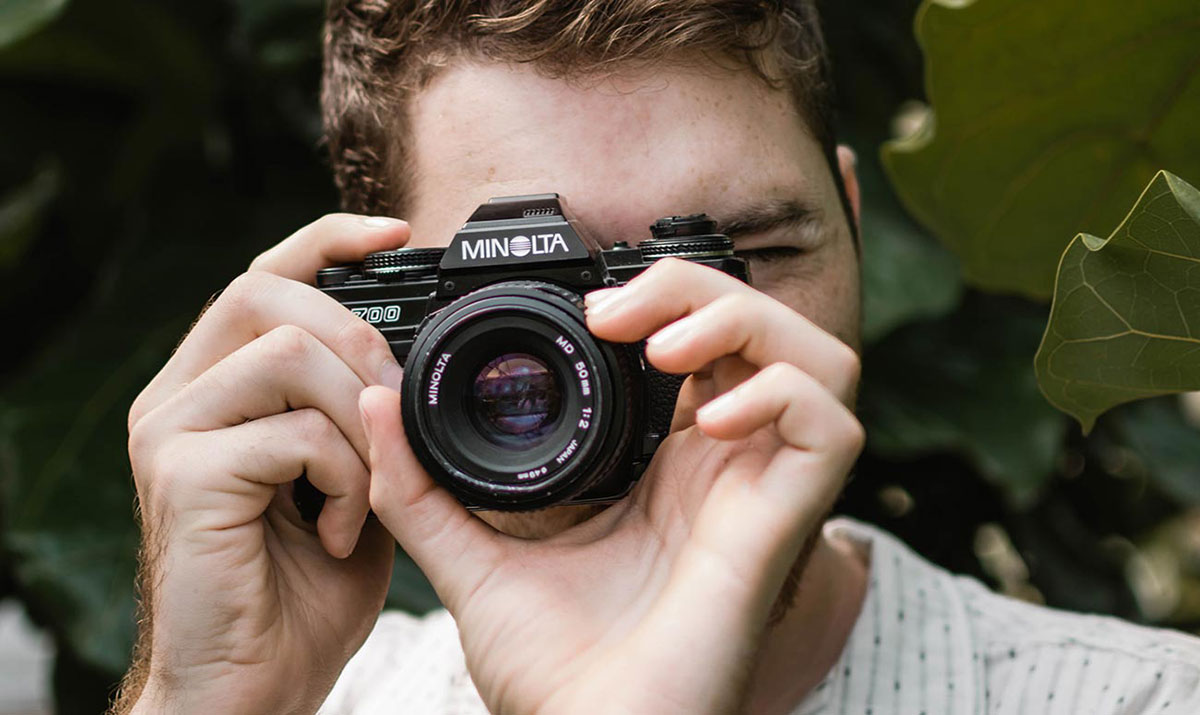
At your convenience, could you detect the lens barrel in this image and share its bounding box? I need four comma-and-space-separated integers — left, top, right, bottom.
401, 281, 636, 510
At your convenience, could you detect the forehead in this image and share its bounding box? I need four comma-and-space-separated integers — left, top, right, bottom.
404, 61, 830, 246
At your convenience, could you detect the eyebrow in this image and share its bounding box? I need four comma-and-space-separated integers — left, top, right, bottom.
715, 199, 823, 240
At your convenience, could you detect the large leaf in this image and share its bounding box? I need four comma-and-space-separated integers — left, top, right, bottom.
883, 0, 1200, 299
0, 0, 68, 48
856, 134, 962, 343
1035, 171, 1200, 432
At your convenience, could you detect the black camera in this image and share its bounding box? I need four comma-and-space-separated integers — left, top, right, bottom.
315, 194, 748, 511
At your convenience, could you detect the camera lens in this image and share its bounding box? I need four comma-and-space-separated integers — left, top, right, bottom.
470, 353, 562, 447
401, 281, 639, 511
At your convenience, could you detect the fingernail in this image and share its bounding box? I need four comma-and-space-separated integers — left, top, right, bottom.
362, 216, 407, 229
584, 288, 627, 317
646, 318, 693, 350
697, 389, 739, 421
380, 359, 405, 391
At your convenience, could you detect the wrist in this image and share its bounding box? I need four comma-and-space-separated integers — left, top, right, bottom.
127, 677, 209, 715
128, 670, 303, 715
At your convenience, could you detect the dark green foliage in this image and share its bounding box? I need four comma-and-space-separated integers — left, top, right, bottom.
1, 1, 1197, 711
882, 0, 1200, 300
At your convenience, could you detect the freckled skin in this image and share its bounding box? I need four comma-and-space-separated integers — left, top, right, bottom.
404, 59, 862, 535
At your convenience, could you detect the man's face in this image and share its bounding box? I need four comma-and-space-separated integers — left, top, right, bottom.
401, 59, 862, 535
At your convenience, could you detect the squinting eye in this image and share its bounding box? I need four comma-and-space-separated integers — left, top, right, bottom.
736, 246, 804, 264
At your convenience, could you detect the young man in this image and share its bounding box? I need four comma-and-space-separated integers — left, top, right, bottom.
114, 2, 1200, 713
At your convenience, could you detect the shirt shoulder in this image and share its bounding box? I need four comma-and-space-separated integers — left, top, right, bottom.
319, 609, 488, 715
957, 576, 1200, 714
821, 519, 1200, 715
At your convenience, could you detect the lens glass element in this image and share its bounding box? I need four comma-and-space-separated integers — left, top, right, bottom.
470, 353, 562, 448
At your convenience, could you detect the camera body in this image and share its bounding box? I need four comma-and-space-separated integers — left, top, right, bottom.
317, 194, 748, 511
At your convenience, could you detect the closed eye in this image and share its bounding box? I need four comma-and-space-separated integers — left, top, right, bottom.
736, 246, 805, 264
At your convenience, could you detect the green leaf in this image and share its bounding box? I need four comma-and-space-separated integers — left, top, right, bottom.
883, 0, 1200, 299
0, 0, 68, 48
856, 134, 962, 343
1034, 170, 1200, 432
860, 293, 1067, 499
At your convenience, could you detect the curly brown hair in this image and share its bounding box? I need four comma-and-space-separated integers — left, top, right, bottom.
322, 0, 842, 219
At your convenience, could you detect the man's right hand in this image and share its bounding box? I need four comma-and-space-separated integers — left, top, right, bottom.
119, 215, 409, 714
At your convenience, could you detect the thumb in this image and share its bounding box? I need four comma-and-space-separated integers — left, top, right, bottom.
359, 385, 504, 612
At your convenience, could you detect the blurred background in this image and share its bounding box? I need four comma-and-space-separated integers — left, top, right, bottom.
1, 0, 1198, 712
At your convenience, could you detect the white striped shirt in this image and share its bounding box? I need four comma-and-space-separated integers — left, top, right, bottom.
320, 519, 1200, 714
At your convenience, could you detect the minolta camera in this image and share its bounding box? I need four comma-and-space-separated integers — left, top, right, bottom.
316, 194, 748, 511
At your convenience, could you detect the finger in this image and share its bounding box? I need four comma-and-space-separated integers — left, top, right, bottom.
145, 325, 371, 461
669, 375, 713, 432
624, 446, 842, 710
629, 408, 860, 703
130, 271, 401, 428
156, 409, 371, 559
585, 259, 858, 403
583, 258, 747, 338
647, 293, 858, 403
658, 366, 863, 618
248, 213, 410, 283
696, 362, 864, 454
359, 386, 506, 613
668, 357, 756, 432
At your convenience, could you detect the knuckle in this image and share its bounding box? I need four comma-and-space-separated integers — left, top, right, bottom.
127, 390, 154, 434
660, 256, 693, 278
221, 271, 275, 313
314, 212, 353, 231
260, 324, 316, 367
831, 342, 862, 386
368, 476, 393, 517
642, 256, 690, 283
139, 437, 192, 509
761, 360, 801, 386
335, 313, 391, 362
291, 407, 338, 444
711, 291, 754, 320
246, 248, 274, 272
127, 416, 159, 480
302, 213, 358, 243
836, 413, 866, 455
